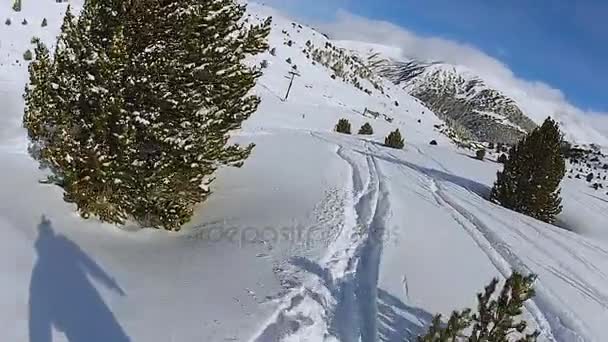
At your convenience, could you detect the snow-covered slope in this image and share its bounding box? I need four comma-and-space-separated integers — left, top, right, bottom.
337, 40, 608, 146
1, 2, 608, 342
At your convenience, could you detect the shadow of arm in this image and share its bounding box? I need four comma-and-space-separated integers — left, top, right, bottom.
69, 239, 126, 296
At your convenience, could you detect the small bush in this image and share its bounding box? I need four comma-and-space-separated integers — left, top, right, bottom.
335, 118, 351, 134
41, 18, 47, 27
358, 122, 373, 135
476, 149, 486, 160
419, 272, 539, 342
497, 153, 508, 163
12, 0, 21, 12
260, 60, 268, 69
488, 142, 495, 150
429, 140, 437, 146
21, 18, 27, 25
285, 57, 292, 64
269, 47, 276, 56
5, 18, 11, 26
586, 173, 594, 182
385, 129, 404, 149
23, 49, 32, 61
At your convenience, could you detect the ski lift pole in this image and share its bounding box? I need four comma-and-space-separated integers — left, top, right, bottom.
284, 70, 301, 101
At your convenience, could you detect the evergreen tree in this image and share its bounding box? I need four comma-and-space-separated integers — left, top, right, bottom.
384, 129, 404, 149
358, 122, 373, 135
5, 18, 11, 26
21, 18, 27, 25
497, 153, 508, 164
476, 149, 486, 160
335, 118, 351, 134
419, 272, 539, 342
12, 0, 21, 12
23, 1, 271, 230
490, 118, 565, 223
41, 18, 47, 27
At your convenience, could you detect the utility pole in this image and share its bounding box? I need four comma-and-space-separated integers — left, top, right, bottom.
283, 70, 301, 101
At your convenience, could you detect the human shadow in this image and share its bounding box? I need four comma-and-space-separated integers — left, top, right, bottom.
29, 217, 130, 342
377, 289, 433, 342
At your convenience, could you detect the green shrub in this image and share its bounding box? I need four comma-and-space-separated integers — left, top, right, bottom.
358, 122, 373, 135
12, 0, 21, 12
476, 149, 486, 160
335, 118, 351, 134
419, 272, 539, 342
384, 129, 404, 149
23, 49, 32, 61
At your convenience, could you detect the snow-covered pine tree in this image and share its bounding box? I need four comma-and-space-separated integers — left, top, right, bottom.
419, 272, 539, 342
23, 0, 271, 230
490, 117, 565, 223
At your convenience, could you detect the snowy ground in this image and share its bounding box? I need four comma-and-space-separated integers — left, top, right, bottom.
2, 2, 608, 342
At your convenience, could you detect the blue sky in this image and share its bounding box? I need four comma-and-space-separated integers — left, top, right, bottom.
263, 0, 608, 113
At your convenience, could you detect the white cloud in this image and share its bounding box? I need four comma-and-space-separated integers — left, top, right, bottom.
315, 11, 608, 145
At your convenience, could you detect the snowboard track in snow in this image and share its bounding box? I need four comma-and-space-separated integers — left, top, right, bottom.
252, 134, 391, 342
377, 144, 592, 342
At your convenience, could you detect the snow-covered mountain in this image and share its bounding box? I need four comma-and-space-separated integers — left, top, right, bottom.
1, 2, 608, 342
336, 40, 608, 146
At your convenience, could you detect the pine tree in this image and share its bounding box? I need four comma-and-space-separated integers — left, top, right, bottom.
498, 153, 508, 164
12, 0, 21, 12
385, 129, 404, 149
490, 118, 565, 223
419, 272, 539, 342
476, 149, 486, 160
358, 122, 373, 135
335, 118, 351, 134
23, 1, 271, 230
41, 18, 47, 27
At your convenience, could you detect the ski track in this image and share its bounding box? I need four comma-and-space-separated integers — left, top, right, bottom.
379, 144, 594, 342
252, 134, 390, 342
253, 135, 601, 342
